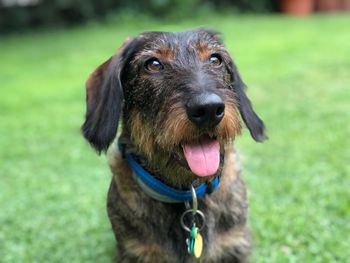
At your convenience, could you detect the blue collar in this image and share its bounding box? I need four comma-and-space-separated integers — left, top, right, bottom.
118, 140, 220, 203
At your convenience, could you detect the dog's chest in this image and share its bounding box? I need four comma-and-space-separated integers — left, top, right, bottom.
107, 146, 249, 262
108, 174, 248, 262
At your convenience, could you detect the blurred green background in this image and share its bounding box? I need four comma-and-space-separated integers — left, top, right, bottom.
0, 0, 277, 32
0, 0, 349, 262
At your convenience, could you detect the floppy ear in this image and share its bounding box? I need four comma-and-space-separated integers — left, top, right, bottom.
228, 61, 267, 142
81, 38, 136, 153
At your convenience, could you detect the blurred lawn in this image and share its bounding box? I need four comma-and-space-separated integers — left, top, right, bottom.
0, 13, 349, 263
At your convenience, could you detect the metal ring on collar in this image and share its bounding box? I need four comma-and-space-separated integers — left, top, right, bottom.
180, 209, 206, 233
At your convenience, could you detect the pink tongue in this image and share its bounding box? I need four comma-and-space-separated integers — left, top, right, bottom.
183, 139, 220, 177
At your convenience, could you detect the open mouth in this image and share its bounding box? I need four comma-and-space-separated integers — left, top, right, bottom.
181, 135, 220, 177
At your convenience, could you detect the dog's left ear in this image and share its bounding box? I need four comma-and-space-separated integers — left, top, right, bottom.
228, 61, 267, 142
82, 37, 136, 153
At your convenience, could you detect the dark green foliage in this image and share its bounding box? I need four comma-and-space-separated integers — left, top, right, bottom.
0, 0, 120, 32
0, 0, 275, 32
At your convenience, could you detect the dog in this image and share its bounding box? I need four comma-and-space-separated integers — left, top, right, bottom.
82, 28, 266, 263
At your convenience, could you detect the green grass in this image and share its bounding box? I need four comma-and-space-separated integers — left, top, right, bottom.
1, 13, 349, 262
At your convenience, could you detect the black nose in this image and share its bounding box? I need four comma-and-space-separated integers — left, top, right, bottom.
186, 93, 225, 128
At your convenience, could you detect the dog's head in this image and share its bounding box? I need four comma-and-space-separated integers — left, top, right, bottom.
82, 29, 266, 182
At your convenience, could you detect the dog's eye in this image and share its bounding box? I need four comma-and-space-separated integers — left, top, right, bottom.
145, 58, 164, 72
209, 54, 222, 67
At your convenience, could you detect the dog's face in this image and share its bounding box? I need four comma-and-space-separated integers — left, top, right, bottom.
82, 29, 266, 184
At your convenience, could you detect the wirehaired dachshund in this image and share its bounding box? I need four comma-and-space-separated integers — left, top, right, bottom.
82, 28, 266, 263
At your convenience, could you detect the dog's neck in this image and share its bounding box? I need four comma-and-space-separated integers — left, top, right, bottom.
118, 134, 224, 189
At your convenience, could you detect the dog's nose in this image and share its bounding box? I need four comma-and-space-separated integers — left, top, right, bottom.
186, 93, 225, 128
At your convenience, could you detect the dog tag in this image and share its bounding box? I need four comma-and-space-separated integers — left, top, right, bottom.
186, 237, 195, 254
186, 225, 197, 256
193, 227, 203, 258
194, 230, 203, 258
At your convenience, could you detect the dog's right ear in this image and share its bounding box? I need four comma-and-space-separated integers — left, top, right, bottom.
82, 38, 136, 153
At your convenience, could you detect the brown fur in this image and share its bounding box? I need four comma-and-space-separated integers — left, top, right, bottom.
157, 47, 176, 61
124, 239, 165, 262
86, 57, 112, 109
129, 110, 156, 160
196, 42, 213, 63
